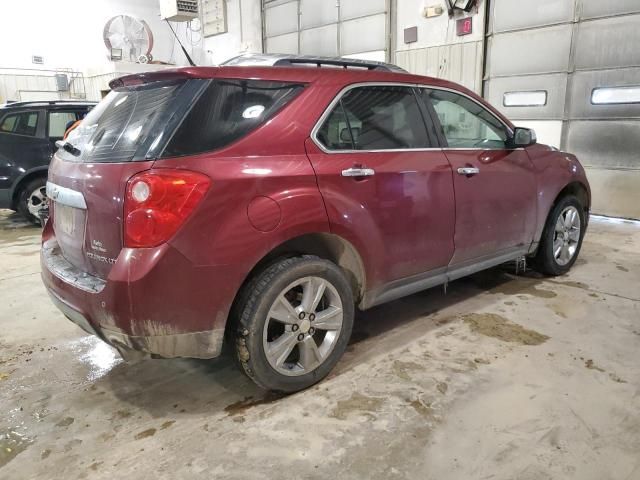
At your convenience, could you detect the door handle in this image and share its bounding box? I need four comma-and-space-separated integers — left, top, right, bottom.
341, 167, 375, 177
457, 167, 480, 176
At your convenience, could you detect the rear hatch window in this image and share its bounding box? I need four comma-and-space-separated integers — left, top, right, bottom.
59, 81, 189, 163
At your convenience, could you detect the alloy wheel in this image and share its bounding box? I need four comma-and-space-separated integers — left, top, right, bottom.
263, 276, 343, 376
27, 186, 47, 219
553, 206, 581, 266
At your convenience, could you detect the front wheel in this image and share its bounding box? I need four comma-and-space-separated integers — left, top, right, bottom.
233, 255, 354, 393
532, 195, 586, 276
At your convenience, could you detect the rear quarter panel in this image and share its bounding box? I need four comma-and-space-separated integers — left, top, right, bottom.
157, 83, 338, 324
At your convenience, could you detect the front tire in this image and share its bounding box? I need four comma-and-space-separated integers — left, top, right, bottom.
17, 177, 47, 225
532, 195, 586, 276
233, 255, 354, 393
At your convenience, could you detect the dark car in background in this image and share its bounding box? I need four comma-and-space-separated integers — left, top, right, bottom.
0, 100, 95, 223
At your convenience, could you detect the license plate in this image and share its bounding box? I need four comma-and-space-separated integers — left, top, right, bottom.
55, 204, 77, 236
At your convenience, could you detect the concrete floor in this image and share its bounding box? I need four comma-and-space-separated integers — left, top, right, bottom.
0, 210, 639, 480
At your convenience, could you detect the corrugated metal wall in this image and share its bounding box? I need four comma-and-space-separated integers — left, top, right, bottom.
485, 0, 640, 219
395, 42, 484, 94
262, 0, 388, 60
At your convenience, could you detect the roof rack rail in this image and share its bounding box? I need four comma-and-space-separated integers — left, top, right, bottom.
222, 53, 407, 73
0, 99, 96, 109
272, 57, 406, 73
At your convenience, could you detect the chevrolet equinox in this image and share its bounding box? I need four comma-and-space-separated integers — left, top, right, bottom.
41, 55, 590, 392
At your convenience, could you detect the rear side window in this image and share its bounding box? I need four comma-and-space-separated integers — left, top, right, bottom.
316, 86, 431, 151
48, 111, 77, 138
163, 79, 303, 157
0, 111, 38, 136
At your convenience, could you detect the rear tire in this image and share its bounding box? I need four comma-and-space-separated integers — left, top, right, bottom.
233, 255, 354, 393
532, 195, 586, 276
17, 177, 47, 225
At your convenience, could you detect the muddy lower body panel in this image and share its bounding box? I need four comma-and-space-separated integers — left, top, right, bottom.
47, 288, 224, 361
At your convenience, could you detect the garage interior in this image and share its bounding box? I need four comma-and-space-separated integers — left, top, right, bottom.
1, 1, 639, 479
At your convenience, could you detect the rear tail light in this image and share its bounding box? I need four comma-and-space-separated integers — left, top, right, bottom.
124, 169, 210, 248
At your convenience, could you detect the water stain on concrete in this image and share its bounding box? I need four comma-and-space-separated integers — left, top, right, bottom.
134, 428, 157, 440
409, 399, 432, 418
113, 410, 132, 420
392, 360, 423, 381
55, 416, 75, 427
462, 313, 549, 345
609, 373, 627, 383
489, 279, 557, 299
224, 392, 283, 417
616, 265, 629, 272
64, 439, 82, 452
585, 359, 605, 372
160, 420, 175, 430
0, 428, 33, 467
330, 392, 384, 420
558, 281, 590, 290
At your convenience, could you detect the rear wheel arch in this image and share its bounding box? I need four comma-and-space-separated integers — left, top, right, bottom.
226, 232, 366, 337
247, 233, 366, 303
11, 168, 48, 209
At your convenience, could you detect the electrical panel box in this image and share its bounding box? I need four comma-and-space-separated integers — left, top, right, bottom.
159, 0, 199, 22
203, 0, 227, 37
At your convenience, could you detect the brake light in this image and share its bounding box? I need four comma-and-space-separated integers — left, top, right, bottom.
124, 170, 210, 248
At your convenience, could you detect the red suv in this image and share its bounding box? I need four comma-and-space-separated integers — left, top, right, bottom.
41, 55, 590, 392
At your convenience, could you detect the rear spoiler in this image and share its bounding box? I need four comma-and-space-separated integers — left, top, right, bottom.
109, 68, 206, 89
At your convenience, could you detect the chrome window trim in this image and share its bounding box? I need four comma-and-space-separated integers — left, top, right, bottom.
46, 182, 87, 210
310, 82, 515, 154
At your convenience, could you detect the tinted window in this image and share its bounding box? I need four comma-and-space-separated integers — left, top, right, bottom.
49, 111, 77, 138
317, 86, 431, 151
422, 89, 508, 149
164, 79, 303, 157
316, 103, 353, 150
0, 111, 38, 136
58, 82, 182, 163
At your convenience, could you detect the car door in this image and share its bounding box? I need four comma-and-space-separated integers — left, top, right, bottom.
419, 88, 537, 266
0, 109, 49, 188
306, 84, 456, 298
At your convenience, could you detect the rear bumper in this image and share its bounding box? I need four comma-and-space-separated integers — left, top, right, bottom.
47, 287, 224, 360
40, 229, 236, 360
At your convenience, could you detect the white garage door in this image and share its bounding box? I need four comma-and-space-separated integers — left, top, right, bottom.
263, 0, 389, 62
485, 0, 640, 219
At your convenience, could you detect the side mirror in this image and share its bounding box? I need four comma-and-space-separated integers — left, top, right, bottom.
510, 127, 537, 148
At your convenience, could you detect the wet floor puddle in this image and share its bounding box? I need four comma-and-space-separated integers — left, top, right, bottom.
330, 392, 384, 420
0, 428, 33, 468
461, 313, 549, 345
224, 392, 284, 417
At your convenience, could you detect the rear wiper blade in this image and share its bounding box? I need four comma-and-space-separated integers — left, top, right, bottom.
55, 140, 81, 157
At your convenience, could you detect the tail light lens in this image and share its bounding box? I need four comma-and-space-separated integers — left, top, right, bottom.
124, 169, 210, 248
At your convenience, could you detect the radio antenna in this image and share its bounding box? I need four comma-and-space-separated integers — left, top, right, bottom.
165, 20, 196, 66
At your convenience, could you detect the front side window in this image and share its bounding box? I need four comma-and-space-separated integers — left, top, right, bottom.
317, 86, 431, 151
48, 111, 77, 138
0, 111, 38, 136
422, 89, 509, 149
163, 79, 303, 157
